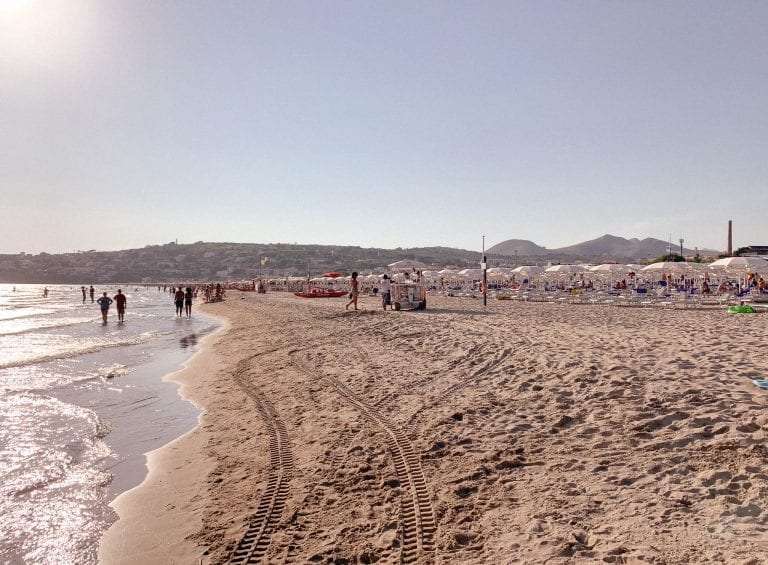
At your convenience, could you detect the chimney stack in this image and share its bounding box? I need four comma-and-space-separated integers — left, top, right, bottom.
727, 220, 732, 256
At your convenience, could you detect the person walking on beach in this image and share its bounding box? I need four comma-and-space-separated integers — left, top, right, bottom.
113, 289, 127, 323
380, 274, 392, 310
81, 286, 87, 303
345, 272, 360, 310
184, 286, 193, 318
96, 292, 113, 323
174, 286, 185, 317
89, 285, 95, 303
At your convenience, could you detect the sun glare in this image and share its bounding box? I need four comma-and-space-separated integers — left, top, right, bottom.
0, 0, 97, 73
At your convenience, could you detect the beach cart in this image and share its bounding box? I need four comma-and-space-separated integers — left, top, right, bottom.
391, 280, 427, 310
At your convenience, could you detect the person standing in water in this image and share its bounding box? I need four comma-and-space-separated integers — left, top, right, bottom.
113, 289, 127, 323
96, 292, 113, 323
184, 286, 193, 318
345, 272, 360, 310
89, 286, 95, 303
81, 286, 87, 303
174, 287, 185, 317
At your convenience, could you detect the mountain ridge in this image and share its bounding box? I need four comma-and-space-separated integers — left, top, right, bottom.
488, 234, 721, 262
0, 235, 724, 283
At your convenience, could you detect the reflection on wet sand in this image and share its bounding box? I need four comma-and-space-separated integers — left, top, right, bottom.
180, 334, 198, 349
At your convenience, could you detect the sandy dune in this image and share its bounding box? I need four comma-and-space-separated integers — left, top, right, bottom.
102, 291, 768, 564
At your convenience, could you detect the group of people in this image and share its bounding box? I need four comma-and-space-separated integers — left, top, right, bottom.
85, 284, 197, 323
172, 286, 194, 318
94, 289, 127, 324
345, 272, 393, 311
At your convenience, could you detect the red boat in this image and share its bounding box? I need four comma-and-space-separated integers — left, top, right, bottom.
294, 289, 348, 298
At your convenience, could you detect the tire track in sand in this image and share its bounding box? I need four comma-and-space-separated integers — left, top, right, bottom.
293, 353, 436, 564
228, 353, 294, 564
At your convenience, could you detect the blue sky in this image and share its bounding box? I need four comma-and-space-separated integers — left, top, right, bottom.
1, 1, 766, 254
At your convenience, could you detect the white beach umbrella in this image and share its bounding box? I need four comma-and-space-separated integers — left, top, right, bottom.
545, 264, 587, 274
589, 263, 630, 274
641, 261, 698, 273
458, 268, 484, 279
487, 267, 514, 275
438, 269, 459, 276
511, 265, 544, 276
708, 256, 768, 272
388, 259, 427, 270
420, 270, 440, 278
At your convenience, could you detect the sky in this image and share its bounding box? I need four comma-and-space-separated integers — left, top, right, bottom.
1, 1, 766, 255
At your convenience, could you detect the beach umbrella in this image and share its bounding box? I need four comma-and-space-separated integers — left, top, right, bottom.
320, 272, 344, 278
511, 265, 544, 276
641, 261, 698, 273
545, 264, 587, 274
438, 268, 459, 276
589, 263, 630, 274
487, 267, 515, 276
458, 268, 484, 279
388, 260, 427, 270
708, 256, 768, 272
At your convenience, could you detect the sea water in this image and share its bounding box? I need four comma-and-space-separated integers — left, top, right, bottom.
0, 283, 219, 564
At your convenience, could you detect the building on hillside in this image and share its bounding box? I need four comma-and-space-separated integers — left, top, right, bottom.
740, 245, 768, 256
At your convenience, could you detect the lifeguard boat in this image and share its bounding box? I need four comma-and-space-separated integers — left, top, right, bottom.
294, 272, 347, 298
294, 289, 347, 298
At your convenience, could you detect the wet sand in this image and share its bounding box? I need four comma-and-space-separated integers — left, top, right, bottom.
100, 291, 768, 564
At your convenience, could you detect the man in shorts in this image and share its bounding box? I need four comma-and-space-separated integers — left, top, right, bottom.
184, 286, 193, 318
174, 286, 185, 317
113, 289, 127, 323
96, 292, 113, 323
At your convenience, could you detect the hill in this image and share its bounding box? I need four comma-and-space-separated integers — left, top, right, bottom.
0, 242, 494, 284
485, 239, 548, 257
0, 236, 725, 283
489, 234, 722, 262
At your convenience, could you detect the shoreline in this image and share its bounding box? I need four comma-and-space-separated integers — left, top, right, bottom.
98, 309, 229, 564
99, 291, 768, 563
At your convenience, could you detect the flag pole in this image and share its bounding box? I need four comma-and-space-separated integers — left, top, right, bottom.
482, 235, 487, 307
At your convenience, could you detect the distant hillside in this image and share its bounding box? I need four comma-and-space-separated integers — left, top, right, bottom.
0, 242, 497, 284
0, 236, 725, 283
489, 234, 721, 262
486, 239, 548, 257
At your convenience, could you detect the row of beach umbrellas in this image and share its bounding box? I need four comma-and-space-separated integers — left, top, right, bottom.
298, 257, 768, 284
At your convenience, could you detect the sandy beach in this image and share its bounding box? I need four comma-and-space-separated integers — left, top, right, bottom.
100, 291, 768, 564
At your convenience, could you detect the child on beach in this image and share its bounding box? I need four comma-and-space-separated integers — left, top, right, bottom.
380, 274, 391, 310
345, 272, 359, 310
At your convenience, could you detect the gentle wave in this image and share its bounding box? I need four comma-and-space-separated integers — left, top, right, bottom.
0, 309, 57, 322
0, 331, 176, 370
0, 317, 97, 337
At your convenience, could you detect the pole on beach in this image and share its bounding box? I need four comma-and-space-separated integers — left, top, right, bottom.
482, 235, 487, 307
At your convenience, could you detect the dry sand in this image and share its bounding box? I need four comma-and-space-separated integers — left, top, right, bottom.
101, 291, 768, 564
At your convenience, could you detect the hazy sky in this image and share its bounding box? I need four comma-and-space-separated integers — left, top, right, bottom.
1, 1, 766, 254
